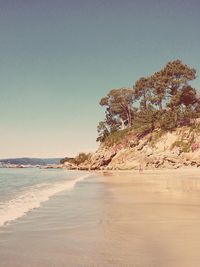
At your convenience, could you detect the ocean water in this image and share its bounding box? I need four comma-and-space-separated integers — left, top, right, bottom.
0, 168, 89, 227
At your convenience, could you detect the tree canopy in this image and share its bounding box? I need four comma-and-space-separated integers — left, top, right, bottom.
99, 88, 136, 130
97, 60, 200, 142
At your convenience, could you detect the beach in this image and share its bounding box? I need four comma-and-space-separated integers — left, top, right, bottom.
1, 168, 200, 266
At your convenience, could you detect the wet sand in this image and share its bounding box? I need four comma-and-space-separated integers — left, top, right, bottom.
1, 169, 200, 266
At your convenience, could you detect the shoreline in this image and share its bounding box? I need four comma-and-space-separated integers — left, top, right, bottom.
91, 166, 200, 175
1, 169, 200, 266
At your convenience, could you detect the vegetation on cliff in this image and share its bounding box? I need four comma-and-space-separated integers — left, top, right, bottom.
97, 60, 199, 144
61, 153, 91, 167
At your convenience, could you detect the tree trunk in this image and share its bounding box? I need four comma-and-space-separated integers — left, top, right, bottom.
120, 118, 125, 130
127, 106, 132, 128
159, 100, 163, 110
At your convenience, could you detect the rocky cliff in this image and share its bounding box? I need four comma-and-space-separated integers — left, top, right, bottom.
63, 125, 200, 170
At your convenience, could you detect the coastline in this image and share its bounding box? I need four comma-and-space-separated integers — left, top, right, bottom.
91, 166, 200, 175
1, 169, 200, 266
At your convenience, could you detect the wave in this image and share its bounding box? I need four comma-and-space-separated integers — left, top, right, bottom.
0, 173, 90, 227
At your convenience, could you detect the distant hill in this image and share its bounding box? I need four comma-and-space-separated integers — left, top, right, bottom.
0, 158, 61, 166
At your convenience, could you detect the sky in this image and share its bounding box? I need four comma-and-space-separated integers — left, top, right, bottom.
0, 0, 199, 158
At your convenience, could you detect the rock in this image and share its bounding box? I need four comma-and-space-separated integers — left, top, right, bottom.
73, 126, 200, 171
165, 157, 179, 164
137, 139, 148, 150
130, 139, 139, 147
63, 162, 77, 170
143, 147, 153, 157
89, 147, 117, 170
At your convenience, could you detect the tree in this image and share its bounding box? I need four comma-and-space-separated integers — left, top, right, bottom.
163, 60, 196, 106
135, 106, 158, 133
96, 121, 110, 142
73, 153, 91, 165
134, 77, 153, 110
179, 85, 199, 107
97, 59, 199, 143
150, 71, 168, 110
99, 88, 136, 130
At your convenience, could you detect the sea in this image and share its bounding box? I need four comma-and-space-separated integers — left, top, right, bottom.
0, 168, 89, 227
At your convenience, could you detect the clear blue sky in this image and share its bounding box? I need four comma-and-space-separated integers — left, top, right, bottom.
0, 0, 199, 158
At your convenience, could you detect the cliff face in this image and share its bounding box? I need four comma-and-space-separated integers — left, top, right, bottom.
83, 126, 200, 170
62, 126, 200, 170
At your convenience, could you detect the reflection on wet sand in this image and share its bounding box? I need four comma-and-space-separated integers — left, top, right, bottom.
100, 169, 200, 267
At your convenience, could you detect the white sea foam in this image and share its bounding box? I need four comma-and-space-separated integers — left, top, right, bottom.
0, 173, 90, 227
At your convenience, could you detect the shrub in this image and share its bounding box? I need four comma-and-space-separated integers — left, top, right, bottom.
104, 128, 131, 146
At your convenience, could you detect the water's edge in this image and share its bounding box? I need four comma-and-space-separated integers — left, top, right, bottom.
0, 173, 91, 227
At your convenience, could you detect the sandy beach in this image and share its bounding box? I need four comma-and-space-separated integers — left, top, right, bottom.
1, 168, 200, 266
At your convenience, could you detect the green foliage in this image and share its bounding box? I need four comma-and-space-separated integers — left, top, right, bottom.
134, 77, 153, 110
96, 121, 110, 142
133, 107, 158, 136
97, 59, 200, 144
189, 122, 200, 133
99, 88, 136, 131
61, 153, 91, 166
158, 109, 179, 130
171, 140, 191, 153
104, 128, 131, 146
60, 157, 74, 164
149, 129, 166, 147
73, 153, 91, 165
171, 132, 195, 153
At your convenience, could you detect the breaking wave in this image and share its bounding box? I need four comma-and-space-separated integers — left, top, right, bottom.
0, 173, 90, 227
